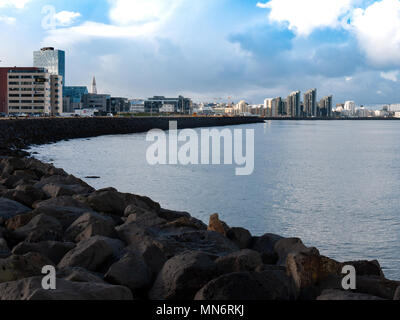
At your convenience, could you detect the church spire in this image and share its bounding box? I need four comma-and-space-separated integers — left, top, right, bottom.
91, 76, 97, 94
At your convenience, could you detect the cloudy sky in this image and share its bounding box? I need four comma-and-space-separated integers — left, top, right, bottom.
1, 0, 400, 105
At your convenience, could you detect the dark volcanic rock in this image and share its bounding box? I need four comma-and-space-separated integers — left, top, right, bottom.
12, 241, 75, 264
274, 237, 319, 266
215, 249, 263, 274
5, 212, 36, 231
355, 275, 400, 300
149, 251, 217, 300
0, 277, 133, 300
227, 227, 252, 249
105, 250, 152, 293
13, 214, 63, 243
394, 287, 400, 300
195, 270, 297, 301
250, 233, 283, 264
65, 212, 116, 242
58, 236, 122, 272
0, 252, 53, 283
78, 188, 160, 216
0, 197, 31, 221
0, 237, 10, 258
57, 267, 106, 284
317, 289, 384, 300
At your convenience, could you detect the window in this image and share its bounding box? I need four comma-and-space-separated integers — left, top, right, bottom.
9, 82, 19, 85
9, 100, 20, 103
9, 94, 19, 97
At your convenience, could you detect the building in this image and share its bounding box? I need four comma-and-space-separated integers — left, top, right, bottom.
33, 47, 65, 86
318, 95, 333, 118
271, 97, 282, 117
0, 67, 62, 115
130, 99, 145, 113
82, 93, 111, 112
344, 101, 356, 115
304, 88, 317, 117
235, 100, 248, 115
144, 96, 192, 114
287, 91, 301, 117
91, 76, 97, 94
110, 97, 130, 114
63, 86, 88, 112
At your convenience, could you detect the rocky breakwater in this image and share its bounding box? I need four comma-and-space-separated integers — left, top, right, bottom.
0, 156, 399, 300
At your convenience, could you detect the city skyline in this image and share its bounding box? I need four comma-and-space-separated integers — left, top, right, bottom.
0, 0, 400, 105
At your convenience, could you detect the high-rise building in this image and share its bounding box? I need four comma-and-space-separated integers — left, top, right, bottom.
0, 67, 62, 115
271, 97, 282, 117
304, 88, 317, 117
33, 47, 65, 85
319, 95, 333, 118
344, 101, 356, 113
287, 91, 301, 117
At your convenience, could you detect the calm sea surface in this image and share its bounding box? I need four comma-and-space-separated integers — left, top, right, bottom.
29, 121, 400, 279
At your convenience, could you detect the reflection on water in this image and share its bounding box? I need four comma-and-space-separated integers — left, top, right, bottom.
30, 121, 400, 279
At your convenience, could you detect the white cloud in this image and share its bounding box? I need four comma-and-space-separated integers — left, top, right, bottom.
0, 0, 30, 9
108, 0, 182, 25
380, 70, 399, 82
0, 15, 15, 24
54, 11, 81, 26
350, 0, 400, 67
257, 0, 355, 36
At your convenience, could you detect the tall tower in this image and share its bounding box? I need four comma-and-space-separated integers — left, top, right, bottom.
91, 76, 97, 94
33, 47, 65, 86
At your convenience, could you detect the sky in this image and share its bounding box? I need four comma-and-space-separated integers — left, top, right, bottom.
1, 0, 400, 105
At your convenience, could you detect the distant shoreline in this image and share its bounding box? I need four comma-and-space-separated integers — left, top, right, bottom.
263, 117, 400, 120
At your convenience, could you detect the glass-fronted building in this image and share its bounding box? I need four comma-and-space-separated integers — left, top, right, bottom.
33, 47, 65, 86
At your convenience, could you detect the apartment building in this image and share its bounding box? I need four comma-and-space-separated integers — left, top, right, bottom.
0, 67, 63, 115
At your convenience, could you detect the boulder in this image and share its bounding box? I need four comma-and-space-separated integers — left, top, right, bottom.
57, 267, 106, 284
65, 212, 116, 243
7, 185, 47, 207
12, 241, 75, 264
215, 249, 263, 274
250, 233, 283, 264
149, 251, 217, 300
13, 214, 63, 243
317, 289, 384, 300
1, 157, 26, 175
125, 211, 167, 228
394, 287, 400, 300
5, 212, 36, 231
163, 216, 207, 231
105, 250, 152, 293
0, 252, 53, 283
0, 197, 31, 221
355, 275, 400, 300
34, 175, 94, 196
79, 188, 160, 216
157, 208, 191, 221
32, 196, 95, 229
0, 277, 133, 300
274, 237, 319, 266
58, 236, 120, 272
227, 227, 252, 249
195, 270, 297, 301
343, 260, 384, 277
208, 213, 229, 236
286, 250, 342, 292
0, 238, 10, 258
24, 158, 67, 178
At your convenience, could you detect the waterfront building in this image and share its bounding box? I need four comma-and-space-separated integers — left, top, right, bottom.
82, 93, 111, 112
271, 97, 282, 117
287, 91, 301, 117
130, 99, 145, 113
63, 86, 88, 112
235, 100, 248, 115
304, 88, 317, 117
264, 98, 273, 116
144, 96, 192, 114
318, 95, 333, 118
33, 47, 65, 85
0, 67, 62, 115
344, 101, 356, 116
110, 97, 130, 114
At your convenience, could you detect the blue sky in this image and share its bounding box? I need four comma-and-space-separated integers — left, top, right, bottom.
1, 0, 400, 105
